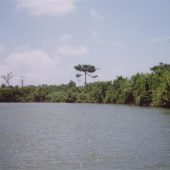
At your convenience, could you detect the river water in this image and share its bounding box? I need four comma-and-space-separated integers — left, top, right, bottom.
0, 103, 170, 170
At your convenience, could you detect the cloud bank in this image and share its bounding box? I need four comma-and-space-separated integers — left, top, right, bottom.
0, 49, 61, 85
17, 0, 76, 16
0, 39, 88, 85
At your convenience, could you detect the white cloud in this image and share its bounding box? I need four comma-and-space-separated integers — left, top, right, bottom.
0, 49, 61, 85
0, 42, 88, 85
90, 9, 102, 19
60, 33, 72, 43
0, 65, 10, 75
149, 36, 170, 43
57, 44, 88, 56
6, 50, 58, 73
16, 0, 76, 16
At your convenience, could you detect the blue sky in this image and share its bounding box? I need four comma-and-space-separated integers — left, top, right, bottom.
0, 0, 170, 85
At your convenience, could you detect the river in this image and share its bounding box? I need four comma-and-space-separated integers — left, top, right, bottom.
0, 103, 170, 170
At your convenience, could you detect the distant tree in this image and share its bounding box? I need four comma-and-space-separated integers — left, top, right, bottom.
74, 64, 98, 86
150, 62, 170, 74
20, 76, 25, 87
1, 84, 6, 88
1, 72, 14, 86
68, 80, 76, 88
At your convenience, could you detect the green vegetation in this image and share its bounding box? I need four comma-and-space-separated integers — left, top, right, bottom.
0, 63, 170, 108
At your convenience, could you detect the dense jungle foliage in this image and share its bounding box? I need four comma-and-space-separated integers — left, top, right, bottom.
0, 63, 170, 108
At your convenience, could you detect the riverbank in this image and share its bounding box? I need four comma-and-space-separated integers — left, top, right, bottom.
0, 63, 170, 108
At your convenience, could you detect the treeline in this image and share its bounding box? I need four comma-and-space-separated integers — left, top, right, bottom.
0, 63, 170, 108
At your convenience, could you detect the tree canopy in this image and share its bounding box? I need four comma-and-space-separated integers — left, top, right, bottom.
74, 64, 98, 86
150, 62, 170, 74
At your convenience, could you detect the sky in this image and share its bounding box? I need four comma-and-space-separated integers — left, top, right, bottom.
0, 0, 170, 86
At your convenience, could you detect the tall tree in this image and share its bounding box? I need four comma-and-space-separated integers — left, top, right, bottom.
74, 64, 98, 86
1, 72, 14, 86
20, 76, 25, 87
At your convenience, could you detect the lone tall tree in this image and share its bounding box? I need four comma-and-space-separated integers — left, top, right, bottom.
1, 72, 14, 86
20, 75, 25, 87
74, 64, 98, 86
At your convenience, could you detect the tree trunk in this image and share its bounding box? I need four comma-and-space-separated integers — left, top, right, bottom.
84, 72, 87, 86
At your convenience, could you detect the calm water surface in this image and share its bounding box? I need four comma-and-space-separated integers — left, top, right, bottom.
0, 103, 170, 170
